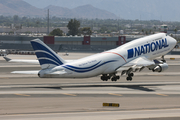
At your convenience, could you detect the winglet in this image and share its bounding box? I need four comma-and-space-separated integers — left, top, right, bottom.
3, 56, 11, 62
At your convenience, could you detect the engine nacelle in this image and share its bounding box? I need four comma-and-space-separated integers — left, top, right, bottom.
153, 63, 168, 72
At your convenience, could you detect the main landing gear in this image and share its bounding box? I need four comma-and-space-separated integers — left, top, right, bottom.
126, 73, 134, 81
101, 72, 134, 82
101, 74, 120, 82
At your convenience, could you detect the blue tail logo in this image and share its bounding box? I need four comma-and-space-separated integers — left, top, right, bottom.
31, 39, 65, 69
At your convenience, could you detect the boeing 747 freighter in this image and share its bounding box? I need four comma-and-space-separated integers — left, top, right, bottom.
8, 33, 177, 81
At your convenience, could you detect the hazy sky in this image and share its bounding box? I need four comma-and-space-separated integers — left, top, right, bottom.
23, 0, 96, 9
23, 0, 180, 21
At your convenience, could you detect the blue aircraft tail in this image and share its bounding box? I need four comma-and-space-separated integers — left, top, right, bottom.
31, 39, 65, 69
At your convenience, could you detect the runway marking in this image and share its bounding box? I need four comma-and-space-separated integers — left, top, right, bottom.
156, 93, 168, 97
108, 93, 122, 97
61, 93, 77, 96
14, 93, 30, 97
0, 77, 9, 79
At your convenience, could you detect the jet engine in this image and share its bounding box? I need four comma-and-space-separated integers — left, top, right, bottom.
153, 63, 168, 72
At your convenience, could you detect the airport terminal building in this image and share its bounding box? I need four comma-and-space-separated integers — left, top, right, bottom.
0, 35, 142, 52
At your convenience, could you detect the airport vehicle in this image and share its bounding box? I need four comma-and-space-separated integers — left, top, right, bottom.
10, 33, 177, 81
0, 49, 7, 56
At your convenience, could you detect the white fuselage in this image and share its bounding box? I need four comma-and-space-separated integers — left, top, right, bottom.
38, 33, 177, 78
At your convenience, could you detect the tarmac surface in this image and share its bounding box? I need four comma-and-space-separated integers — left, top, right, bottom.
0, 53, 180, 120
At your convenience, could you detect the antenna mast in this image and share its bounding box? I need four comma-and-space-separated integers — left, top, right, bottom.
47, 9, 49, 35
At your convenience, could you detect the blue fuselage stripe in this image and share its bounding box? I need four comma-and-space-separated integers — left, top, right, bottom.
63, 60, 117, 73
64, 61, 101, 70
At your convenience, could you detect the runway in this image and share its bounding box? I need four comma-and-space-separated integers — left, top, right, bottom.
0, 53, 180, 120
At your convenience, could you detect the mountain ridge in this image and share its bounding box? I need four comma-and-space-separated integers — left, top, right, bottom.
0, 0, 117, 19
45, 4, 117, 19
23, 0, 180, 21
0, 0, 43, 16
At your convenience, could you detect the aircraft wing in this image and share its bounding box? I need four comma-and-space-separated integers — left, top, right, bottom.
3, 56, 75, 64
116, 56, 155, 72
123, 56, 155, 67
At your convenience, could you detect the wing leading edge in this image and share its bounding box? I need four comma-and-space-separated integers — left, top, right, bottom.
116, 56, 155, 72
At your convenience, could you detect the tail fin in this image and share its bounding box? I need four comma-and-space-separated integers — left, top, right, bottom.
31, 39, 65, 69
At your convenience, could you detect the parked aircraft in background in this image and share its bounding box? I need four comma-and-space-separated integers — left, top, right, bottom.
7, 33, 177, 81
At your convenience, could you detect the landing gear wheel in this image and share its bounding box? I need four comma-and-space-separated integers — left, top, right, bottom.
111, 76, 120, 82
101, 75, 108, 81
129, 73, 134, 77
129, 77, 132, 81
126, 76, 132, 81
111, 77, 117, 81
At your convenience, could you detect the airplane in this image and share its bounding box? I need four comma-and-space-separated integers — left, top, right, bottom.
9, 33, 177, 81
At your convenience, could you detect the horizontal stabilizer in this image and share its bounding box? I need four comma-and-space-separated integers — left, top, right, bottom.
49, 70, 67, 75
11, 70, 39, 74
3, 56, 75, 64
3, 56, 11, 62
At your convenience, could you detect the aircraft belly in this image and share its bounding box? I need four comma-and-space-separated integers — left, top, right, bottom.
102, 60, 125, 74
43, 69, 102, 78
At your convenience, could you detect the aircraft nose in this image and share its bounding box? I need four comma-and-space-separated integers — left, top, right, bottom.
169, 36, 177, 47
